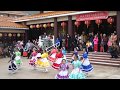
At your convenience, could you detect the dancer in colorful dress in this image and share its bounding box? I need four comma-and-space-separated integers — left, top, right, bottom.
39, 50, 50, 72
14, 48, 22, 69
52, 49, 63, 70
29, 49, 37, 69
71, 48, 80, 63
35, 50, 50, 72
48, 47, 58, 62
81, 49, 93, 76
35, 53, 42, 68
55, 59, 69, 79
8, 51, 17, 73
69, 55, 86, 79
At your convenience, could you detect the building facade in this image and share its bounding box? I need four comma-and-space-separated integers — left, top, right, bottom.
0, 11, 119, 47
13, 11, 119, 41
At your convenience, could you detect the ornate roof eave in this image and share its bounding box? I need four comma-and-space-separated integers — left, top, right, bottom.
13, 11, 98, 22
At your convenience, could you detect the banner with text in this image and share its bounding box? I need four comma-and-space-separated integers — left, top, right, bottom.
76, 11, 109, 21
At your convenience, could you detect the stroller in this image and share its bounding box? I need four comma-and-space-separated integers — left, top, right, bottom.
8, 51, 17, 73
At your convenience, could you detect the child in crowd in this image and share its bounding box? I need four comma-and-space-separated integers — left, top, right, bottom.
55, 59, 69, 79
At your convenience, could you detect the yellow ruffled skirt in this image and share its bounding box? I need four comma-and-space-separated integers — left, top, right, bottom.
35, 58, 50, 68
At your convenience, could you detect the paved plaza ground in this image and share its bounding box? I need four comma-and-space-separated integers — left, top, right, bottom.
0, 57, 120, 79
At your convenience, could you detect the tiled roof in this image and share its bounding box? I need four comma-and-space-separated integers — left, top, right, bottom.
13, 11, 76, 22
0, 16, 28, 29
0, 11, 28, 16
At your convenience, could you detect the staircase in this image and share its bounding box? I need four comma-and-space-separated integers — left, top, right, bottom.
66, 51, 120, 67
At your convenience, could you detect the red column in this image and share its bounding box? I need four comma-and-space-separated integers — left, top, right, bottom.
68, 15, 73, 37
117, 11, 120, 39
54, 17, 58, 41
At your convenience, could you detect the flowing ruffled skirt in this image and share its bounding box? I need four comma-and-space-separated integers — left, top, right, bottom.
55, 70, 69, 79
69, 68, 86, 79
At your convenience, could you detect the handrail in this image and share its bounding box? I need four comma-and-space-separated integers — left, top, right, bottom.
46, 42, 60, 52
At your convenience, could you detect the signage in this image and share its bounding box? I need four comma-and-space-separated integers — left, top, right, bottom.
76, 11, 108, 21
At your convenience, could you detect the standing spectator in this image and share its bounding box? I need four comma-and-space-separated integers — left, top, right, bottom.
58, 33, 63, 49
93, 35, 98, 52
67, 35, 72, 53
97, 32, 101, 52
42, 33, 47, 39
73, 35, 78, 49
103, 34, 108, 52
65, 34, 72, 53
107, 36, 112, 53
114, 32, 118, 44
100, 34, 104, 52
89, 33, 94, 51
25, 40, 31, 51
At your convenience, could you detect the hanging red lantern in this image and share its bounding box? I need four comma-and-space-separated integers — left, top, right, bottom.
13, 34, 16, 37
36, 24, 40, 28
39, 24, 43, 28
85, 20, 90, 28
61, 22, 66, 32
95, 19, 102, 28
4, 33, 7, 36
61, 22, 66, 29
74, 21, 80, 28
107, 17, 114, 24
33, 25, 36, 28
47, 23, 51, 28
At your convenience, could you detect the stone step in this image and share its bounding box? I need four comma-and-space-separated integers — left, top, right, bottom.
66, 59, 120, 67
90, 58, 120, 64
66, 52, 119, 56
66, 57, 120, 61
66, 53, 120, 58
90, 61, 120, 67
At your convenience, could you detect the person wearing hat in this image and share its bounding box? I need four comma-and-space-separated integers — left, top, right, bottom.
81, 49, 93, 77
